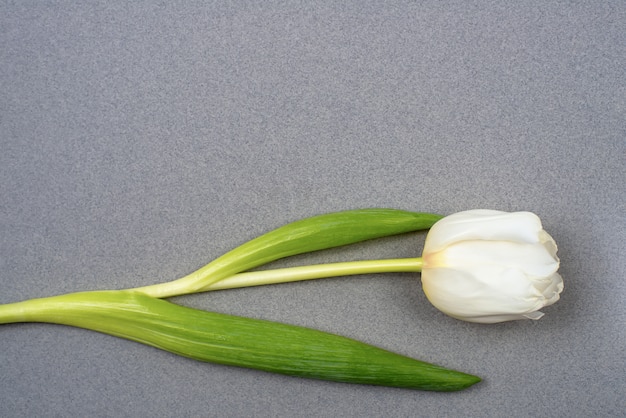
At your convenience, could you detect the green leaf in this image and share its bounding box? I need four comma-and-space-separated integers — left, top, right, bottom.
138, 209, 443, 297
3, 290, 480, 391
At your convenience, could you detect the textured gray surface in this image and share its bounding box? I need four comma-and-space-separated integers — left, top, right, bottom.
1, 2, 624, 417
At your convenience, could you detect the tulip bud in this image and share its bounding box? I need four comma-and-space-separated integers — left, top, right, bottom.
421, 210, 563, 324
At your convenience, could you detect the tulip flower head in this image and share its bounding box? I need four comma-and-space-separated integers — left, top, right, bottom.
421, 210, 563, 324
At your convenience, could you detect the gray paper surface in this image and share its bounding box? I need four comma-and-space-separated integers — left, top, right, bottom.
1, 2, 624, 417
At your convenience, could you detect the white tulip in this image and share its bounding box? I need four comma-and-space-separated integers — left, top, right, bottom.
421, 210, 563, 323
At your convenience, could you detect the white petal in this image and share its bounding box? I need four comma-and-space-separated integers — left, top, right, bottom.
532, 271, 562, 294
539, 230, 559, 259
421, 267, 482, 317
423, 210, 545, 254
421, 267, 539, 318
436, 241, 560, 278
539, 273, 564, 306
523, 311, 545, 320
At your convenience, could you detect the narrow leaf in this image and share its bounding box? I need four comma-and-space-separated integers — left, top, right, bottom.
2, 290, 480, 391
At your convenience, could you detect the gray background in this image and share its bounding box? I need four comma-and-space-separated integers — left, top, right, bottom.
1, 1, 624, 417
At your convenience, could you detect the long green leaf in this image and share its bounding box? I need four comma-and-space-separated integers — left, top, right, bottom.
0, 290, 480, 391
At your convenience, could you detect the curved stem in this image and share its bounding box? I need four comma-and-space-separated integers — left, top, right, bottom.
133, 258, 423, 298
135, 257, 423, 296
1, 258, 423, 322
1, 258, 423, 321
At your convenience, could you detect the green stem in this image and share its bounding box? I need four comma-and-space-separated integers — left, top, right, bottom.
203, 257, 423, 291
0, 258, 423, 322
